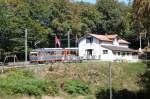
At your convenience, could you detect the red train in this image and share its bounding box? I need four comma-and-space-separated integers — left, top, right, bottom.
30, 48, 82, 63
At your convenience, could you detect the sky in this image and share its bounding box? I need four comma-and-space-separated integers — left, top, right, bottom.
74, 0, 129, 4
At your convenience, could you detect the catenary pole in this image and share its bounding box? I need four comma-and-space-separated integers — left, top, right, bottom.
109, 62, 112, 99
139, 33, 142, 52
148, 38, 149, 47
25, 29, 28, 64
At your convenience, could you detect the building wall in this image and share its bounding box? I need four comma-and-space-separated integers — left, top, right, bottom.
79, 37, 100, 59
113, 38, 119, 46
79, 36, 138, 62
110, 51, 138, 62
99, 47, 114, 61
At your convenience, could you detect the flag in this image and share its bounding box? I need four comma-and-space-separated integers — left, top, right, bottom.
55, 36, 61, 47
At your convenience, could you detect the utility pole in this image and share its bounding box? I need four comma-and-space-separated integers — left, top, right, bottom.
139, 32, 147, 53
109, 62, 112, 99
148, 38, 150, 47
68, 29, 70, 48
0, 50, 1, 61
139, 33, 142, 52
25, 29, 28, 64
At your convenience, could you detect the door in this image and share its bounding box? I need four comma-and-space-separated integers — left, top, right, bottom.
86, 49, 93, 59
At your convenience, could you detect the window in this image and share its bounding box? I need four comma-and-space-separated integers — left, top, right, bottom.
118, 52, 120, 56
132, 52, 137, 55
113, 52, 117, 55
87, 49, 93, 56
127, 53, 130, 56
103, 50, 108, 54
121, 52, 125, 56
86, 37, 93, 43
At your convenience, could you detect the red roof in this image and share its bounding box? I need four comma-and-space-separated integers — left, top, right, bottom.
106, 34, 118, 39
118, 39, 129, 44
90, 34, 112, 42
88, 33, 129, 44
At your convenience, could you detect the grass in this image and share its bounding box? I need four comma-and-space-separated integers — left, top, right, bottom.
0, 61, 146, 99
121, 62, 146, 75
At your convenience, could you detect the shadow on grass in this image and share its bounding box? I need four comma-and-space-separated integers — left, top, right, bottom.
95, 88, 150, 99
95, 61, 150, 99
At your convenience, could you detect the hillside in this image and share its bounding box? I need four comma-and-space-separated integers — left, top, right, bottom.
0, 61, 146, 99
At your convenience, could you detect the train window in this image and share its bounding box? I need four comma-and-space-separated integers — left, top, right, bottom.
66, 50, 70, 54
62, 51, 64, 54
30, 53, 37, 57
49, 51, 55, 55
70, 50, 76, 55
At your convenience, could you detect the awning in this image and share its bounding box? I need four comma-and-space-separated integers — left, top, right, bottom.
101, 45, 136, 52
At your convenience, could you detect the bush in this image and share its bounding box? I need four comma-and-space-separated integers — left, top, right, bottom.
0, 70, 59, 97
46, 81, 59, 96
143, 60, 150, 67
63, 80, 90, 95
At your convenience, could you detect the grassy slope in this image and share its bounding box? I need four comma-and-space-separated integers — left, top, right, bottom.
42, 61, 146, 98
0, 61, 146, 99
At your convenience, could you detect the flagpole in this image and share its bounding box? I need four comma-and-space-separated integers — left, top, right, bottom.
76, 34, 78, 47
68, 29, 70, 48
55, 35, 56, 48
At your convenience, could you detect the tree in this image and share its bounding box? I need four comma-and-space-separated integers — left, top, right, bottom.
0, 0, 142, 60
0, 0, 51, 60
133, 0, 150, 37
78, 3, 103, 35
96, 0, 132, 37
133, 0, 150, 95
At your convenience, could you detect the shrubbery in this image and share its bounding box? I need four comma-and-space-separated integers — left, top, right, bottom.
63, 80, 90, 95
0, 70, 58, 97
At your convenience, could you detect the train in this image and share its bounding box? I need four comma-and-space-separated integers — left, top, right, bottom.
29, 48, 82, 63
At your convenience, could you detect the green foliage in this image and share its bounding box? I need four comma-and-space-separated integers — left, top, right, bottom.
63, 80, 90, 95
0, 70, 58, 97
96, 0, 132, 36
45, 80, 59, 96
139, 61, 150, 93
0, 62, 147, 98
0, 0, 136, 60
133, 0, 150, 38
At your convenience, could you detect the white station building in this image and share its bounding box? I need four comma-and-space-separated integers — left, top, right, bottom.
78, 33, 138, 62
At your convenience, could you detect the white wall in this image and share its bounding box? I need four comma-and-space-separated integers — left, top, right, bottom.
113, 38, 119, 46
108, 51, 139, 62
99, 47, 114, 61
79, 36, 138, 62
79, 37, 100, 59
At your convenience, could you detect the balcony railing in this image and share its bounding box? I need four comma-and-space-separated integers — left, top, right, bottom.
85, 55, 96, 60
